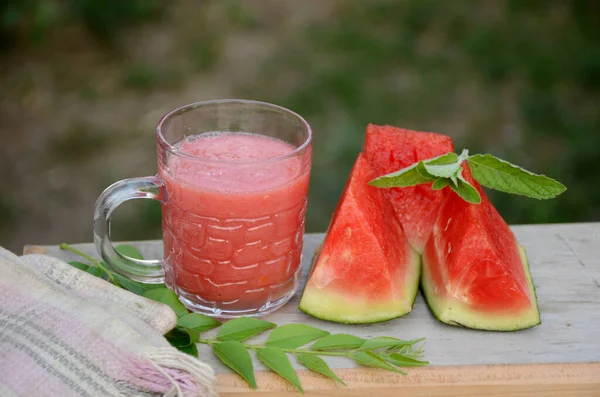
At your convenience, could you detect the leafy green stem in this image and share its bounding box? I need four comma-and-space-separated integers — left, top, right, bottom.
59, 243, 119, 286
283, 348, 349, 357
240, 342, 349, 357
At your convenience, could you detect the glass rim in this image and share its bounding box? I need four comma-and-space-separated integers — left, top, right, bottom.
156, 99, 312, 164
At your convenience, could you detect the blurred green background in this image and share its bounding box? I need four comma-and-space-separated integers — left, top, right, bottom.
1, 0, 599, 252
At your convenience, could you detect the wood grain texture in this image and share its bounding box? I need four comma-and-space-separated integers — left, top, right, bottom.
218, 363, 600, 396
25, 223, 600, 395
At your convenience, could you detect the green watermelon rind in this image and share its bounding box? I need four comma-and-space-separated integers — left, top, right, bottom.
299, 245, 421, 324
421, 244, 541, 331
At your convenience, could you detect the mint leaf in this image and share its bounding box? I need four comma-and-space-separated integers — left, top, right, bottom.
450, 173, 458, 186
424, 163, 461, 179
369, 161, 435, 188
349, 351, 407, 374
431, 178, 451, 190
216, 317, 275, 342
266, 324, 329, 349
422, 153, 460, 178
359, 337, 420, 351
383, 353, 429, 367
425, 152, 459, 165
143, 288, 188, 317
212, 341, 256, 389
311, 334, 366, 350
468, 154, 567, 200
68, 261, 92, 271
177, 313, 221, 335
115, 244, 144, 259
297, 354, 346, 386
449, 174, 482, 204
256, 347, 303, 392
369, 152, 459, 188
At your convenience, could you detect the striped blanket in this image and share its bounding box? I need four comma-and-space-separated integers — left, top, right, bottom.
0, 247, 217, 397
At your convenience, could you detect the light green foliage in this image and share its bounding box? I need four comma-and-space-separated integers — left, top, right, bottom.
468, 154, 566, 200
371, 150, 564, 204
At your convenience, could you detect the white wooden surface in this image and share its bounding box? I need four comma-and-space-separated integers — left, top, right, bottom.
28, 222, 600, 372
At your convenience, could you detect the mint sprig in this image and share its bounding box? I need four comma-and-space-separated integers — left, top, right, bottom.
60, 244, 429, 392
467, 154, 567, 199
369, 149, 566, 203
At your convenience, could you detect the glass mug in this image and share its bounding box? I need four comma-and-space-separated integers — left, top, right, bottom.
94, 99, 312, 317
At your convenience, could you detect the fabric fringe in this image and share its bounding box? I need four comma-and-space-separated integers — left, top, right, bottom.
148, 348, 218, 397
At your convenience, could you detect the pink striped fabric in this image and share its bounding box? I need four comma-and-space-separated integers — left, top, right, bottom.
0, 248, 217, 397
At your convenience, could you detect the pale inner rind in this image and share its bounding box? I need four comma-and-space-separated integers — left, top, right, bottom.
299, 247, 421, 324
421, 245, 541, 331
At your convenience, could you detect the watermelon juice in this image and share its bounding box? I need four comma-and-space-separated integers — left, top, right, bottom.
160, 132, 310, 315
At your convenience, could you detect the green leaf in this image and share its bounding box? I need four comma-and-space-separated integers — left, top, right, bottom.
369, 162, 435, 188
449, 174, 482, 204
468, 154, 566, 200
68, 261, 92, 271
425, 163, 460, 179
383, 353, 429, 367
310, 334, 366, 350
450, 173, 458, 186
177, 343, 198, 357
266, 324, 329, 349
166, 326, 198, 347
422, 153, 461, 178
415, 161, 435, 180
350, 351, 407, 375
115, 244, 144, 259
143, 288, 188, 317
92, 259, 164, 295
256, 347, 303, 392
359, 337, 419, 351
177, 313, 221, 335
297, 354, 346, 386
212, 341, 256, 389
431, 178, 451, 190
368, 153, 460, 189
216, 317, 276, 342
387, 344, 419, 355
86, 266, 106, 278
111, 272, 164, 295
424, 152, 459, 166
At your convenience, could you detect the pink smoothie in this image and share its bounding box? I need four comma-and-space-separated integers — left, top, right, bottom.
160, 132, 310, 310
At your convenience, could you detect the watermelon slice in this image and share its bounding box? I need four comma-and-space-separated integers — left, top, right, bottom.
299, 154, 420, 323
421, 164, 541, 331
364, 124, 454, 253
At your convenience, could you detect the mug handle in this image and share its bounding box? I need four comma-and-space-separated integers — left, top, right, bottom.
93, 175, 165, 284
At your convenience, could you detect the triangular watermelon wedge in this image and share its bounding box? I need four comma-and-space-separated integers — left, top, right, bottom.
299, 154, 420, 323
364, 124, 455, 253
422, 164, 541, 330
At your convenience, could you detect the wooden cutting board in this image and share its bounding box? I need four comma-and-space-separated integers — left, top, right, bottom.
25, 223, 600, 396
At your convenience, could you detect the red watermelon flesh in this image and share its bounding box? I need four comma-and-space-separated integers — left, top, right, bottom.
364, 124, 455, 253
422, 164, 540, 330
299, 153, 420, 323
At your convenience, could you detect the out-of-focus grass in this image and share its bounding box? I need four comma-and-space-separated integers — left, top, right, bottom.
0, 0, 162, 46
48, 123, 111, 162
1, 0, 598, 248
